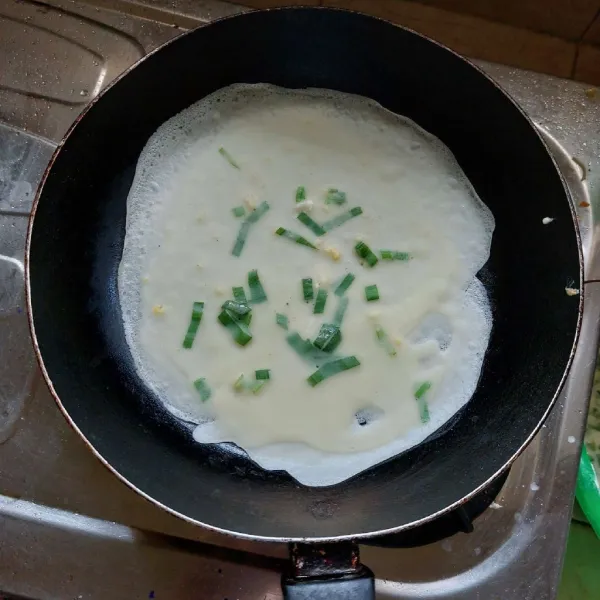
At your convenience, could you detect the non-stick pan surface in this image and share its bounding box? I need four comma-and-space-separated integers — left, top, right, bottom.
26, 8, 582, 541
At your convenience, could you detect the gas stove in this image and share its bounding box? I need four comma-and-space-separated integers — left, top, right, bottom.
1, 1, 600, 598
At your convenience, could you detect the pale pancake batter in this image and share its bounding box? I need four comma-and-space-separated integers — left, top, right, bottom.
118, 84, 494, 486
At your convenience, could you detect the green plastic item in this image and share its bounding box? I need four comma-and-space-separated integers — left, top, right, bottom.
575, 447, 600, 539
558, 522, 600, 599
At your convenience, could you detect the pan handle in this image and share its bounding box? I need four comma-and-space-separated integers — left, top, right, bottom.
282, 542, 375, 599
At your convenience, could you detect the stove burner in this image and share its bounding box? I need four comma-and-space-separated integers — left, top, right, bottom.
366, 468, 510, 548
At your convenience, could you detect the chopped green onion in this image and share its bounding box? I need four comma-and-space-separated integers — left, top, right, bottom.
217, 309, 236, 327
229, 320, 253, 346
334, 273, 355, 296
325, 188, 347, 205
232, 286, 247, 303
255, 369, 271, 380
221, 300, 252, 325
313, 323, 342, 353
239, 310, 252, 326
375, 325, 397, 357
415, 381, 431, 400
232, 201, 270, 257
232, 221, 250, 257
275, 227, 317, 249
218, 306, 251, 330
285, 331, 332, 364
297, 212, 326, 236
418, 401, 430, 423
232, 374, 268, 394
251, 380, 267, 394
232, 205, 246, 218
233, 374, 246, 391
302, 278, 314, 302
221, 300, 251, 317
322, 207, 363, 232
295, 186, 307, 203
365, 285, 380, 302
276, 312, 289, 330
193, 378, 212, 402
248, 270, 267, 304
218, 310, 253, 346
415, 381, 431, 424
307, 356, 360, 387
218, 147, 240, 169
182, 301, 204, 349
286, 332, 315, 357
333, 296, 349, 326
246, 201, 270, 224
313, 288, 328, 314
355, 241, 379, 267
380, 250, 411, 261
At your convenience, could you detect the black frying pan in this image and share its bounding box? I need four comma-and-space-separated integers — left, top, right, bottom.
25, 7, 582, 598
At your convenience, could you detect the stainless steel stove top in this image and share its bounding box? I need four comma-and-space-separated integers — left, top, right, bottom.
2, 1, 600, 598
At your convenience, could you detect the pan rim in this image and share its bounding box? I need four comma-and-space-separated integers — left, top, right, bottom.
24, 5, 584, 543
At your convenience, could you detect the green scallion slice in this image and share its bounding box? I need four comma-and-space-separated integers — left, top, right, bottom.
286, 332, 315, 357
218, 310, 253, 346
233, 374, 246, 391
232, 374, 267, 394
232, 221, 251, 257
302, 278, 314, 302
415, 381, 432, 400
232, 205, 246, 218
232, 201, 270, 257
193, 378, 212, 402
333, 296, 349, 326
313, 288, 328, 314
334, 273, 355, 296
375, 325, 397, 357
285, 331, 332, 364
229, 320, 253, 346
255, 369, 271, 380
232, 286, 247, 303
218, 147, 240, 169
221, 300, 251, 317
325, 188, 347, 205
307, 356, 360, 387
297, 212, 326, 236
182, 301, 204, 349
418, 401, 430, 423
217, 309, 236, 327
276, 312, 289, 330
246, 201, 270, 224
322, 207, 363, 232
221, 300, 252, 325
275, 227, 317, 249
313, 323, 342, 353
355, 241, 378, 267
295, 186, 307, 203
380, 250, 411, 261
251, 380, 267, 394
365, 285, 380, 302
415, 381, 431, 424
248, 270, 267, 304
